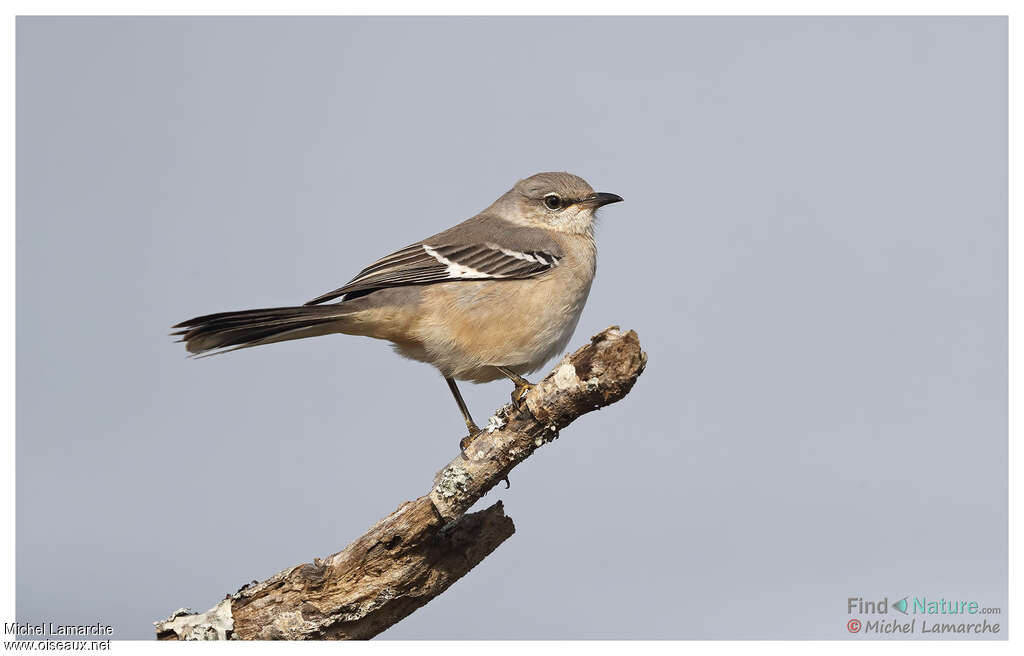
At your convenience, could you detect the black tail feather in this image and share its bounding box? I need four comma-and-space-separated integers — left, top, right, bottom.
172, 305, 350, 355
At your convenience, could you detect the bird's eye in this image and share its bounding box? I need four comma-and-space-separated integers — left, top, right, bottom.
543, 194, 563, 211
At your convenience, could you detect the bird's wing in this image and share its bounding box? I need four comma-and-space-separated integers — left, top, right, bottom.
305, 221, 563, 305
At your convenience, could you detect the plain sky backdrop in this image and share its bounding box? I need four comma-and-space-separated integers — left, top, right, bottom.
17, 17, 1006, 639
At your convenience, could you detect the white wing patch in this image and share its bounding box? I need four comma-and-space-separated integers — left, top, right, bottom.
422, 245, 492, 279
489, 244, 554, 266
305, 239, 561, 304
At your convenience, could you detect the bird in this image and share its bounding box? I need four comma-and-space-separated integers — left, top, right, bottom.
172, 172, 623, 453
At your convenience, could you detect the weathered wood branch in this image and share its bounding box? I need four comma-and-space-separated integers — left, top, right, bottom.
155, 326, 646, 640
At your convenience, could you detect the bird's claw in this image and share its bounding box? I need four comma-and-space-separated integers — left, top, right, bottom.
460, 424, 482, 460
511, 381, 535, 408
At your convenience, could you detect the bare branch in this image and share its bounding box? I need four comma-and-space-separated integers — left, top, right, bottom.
156, 326, 646, 640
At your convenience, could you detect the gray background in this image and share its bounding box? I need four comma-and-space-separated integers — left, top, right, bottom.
17, 17, 1007, 639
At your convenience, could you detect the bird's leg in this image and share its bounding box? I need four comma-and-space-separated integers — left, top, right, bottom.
446, 377, 481, 457
446, 377, 512, 488
496, 366, 535, 408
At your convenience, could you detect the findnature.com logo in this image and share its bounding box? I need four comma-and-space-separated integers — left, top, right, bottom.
845, 596, 1002, 636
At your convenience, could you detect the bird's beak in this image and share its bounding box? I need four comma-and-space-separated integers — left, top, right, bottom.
578, 192, 624, 208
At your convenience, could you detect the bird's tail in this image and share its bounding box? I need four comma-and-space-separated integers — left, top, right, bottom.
172, 305, 356, 356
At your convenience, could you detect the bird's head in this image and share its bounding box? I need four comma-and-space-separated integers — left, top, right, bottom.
493, 172, 623, 235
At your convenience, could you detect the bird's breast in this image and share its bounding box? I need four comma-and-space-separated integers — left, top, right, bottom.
409, 235, 597, 381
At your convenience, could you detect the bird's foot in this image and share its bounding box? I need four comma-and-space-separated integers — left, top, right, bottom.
459, 424, 511, 488
511, 380, 535, 408
460, 423, 482, 460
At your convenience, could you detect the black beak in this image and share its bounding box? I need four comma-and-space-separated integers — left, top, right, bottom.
579, 192, 624, 208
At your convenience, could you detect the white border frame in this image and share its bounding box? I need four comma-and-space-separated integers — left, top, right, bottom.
3, 2, 1017, 653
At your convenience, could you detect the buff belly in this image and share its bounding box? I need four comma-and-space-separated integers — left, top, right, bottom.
338, 232, 598, 383
393, 272, 593, 383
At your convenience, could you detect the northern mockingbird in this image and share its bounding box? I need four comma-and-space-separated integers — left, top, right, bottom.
173, 172, 623, 451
